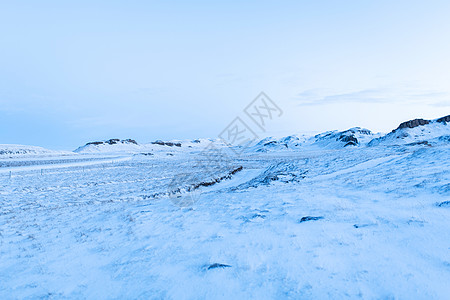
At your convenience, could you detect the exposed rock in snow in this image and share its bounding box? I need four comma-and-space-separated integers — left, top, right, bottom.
249, 135, 308, 152
85, 139, 138, 146
206, 263, 232, 270
394, 118, 430, 131
151, 140, 182, 147
298, 216, 324, 223
437, 115, 450, 124
437, 201, 450, 207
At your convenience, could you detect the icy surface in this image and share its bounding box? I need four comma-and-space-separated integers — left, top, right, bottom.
1, 139, 450, 299
2, 117, 450, 298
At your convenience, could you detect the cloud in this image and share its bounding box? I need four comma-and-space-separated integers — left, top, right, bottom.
429, 101, 450, 107
295, 86, 450, 107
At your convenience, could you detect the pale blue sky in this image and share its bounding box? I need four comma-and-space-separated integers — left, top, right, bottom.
1, 0, 449, 150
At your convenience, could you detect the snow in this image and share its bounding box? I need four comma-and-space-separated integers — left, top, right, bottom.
0, 144, 73, 158
1, 122, 450, 298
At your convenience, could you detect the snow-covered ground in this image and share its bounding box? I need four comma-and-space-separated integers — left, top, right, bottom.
1, 119, 450, 299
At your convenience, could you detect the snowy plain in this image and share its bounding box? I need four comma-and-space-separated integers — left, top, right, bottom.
1, 120, 450, 299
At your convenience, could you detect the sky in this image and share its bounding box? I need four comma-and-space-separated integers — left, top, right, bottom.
1, 0, 449, 150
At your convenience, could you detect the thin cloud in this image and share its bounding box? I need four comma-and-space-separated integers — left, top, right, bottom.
295, 87, 449, 107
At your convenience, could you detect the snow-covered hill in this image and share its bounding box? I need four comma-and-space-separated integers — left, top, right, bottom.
2, 115, 449, 159
249, 134, 309, 152
249, 127, 380, 152
312, 127, 377, 148
368, 115, 450, 147
250, 115, 450, 152
0, 144, 73, 158
74, 138, 223, 155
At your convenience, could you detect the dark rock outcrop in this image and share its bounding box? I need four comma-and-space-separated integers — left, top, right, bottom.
393, 115, 449, 132
437, 201, 450, 207
151, 140, 182, 147
85, 141, 104, 146
123, 139, 138, 145
107, 139, 120, 144
298, 216, 324, 223
437, 115, 450, 124
338, 135, 359, 147
85, 139, 138, 146
393, 119, 430, 132
207, 263, 231, 270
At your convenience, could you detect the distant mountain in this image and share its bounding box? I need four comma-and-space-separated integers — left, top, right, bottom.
74, 138, 218, 154
249, 115, 449, 152
0, 144, 73, 158
3, 115, 449, 158
250, 127, 379, 152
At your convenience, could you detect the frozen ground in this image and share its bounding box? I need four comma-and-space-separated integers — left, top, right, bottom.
1, 141, 450, 299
